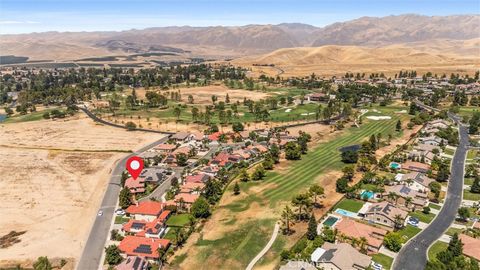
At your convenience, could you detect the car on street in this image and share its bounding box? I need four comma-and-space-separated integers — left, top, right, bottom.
97, 210, 103, 216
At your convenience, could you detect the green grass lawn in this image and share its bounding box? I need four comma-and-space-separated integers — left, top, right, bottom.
163, 227, 176, 240
428, 241, 448, 261
166, 213, 193, 227
444, 148, 455, 156
398, 225, 422, 243
465, 178, 474, 186
183, 109, 410, 268
3, 107, 62, 123
463, 190, 480, 201
371, 253, 394, 270
114, 216, 129, 224
467, 150, 478, 160
445, 227, 464, 236
428, 203, 442, 210
262, 113, 408, 204
409, 211, 436, 223
332, 199, 365, 213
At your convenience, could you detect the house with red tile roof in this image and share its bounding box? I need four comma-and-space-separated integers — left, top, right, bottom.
180, 182, 205, 194
210, 152, 244, 167
126, 201, 164, 221
247, 144, 269, 153
459, 234, 480, 261
124, 177, 146, 194
185, 173, 210, 183
122, 211, 171, 238
118, 236, 170, 261
334, 218, 388, 253
164, 145, 193, 164
401, 161, 430, 173
174, 193, 200, 210
207, 131, 222, 141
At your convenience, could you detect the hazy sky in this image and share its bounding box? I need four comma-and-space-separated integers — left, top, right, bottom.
0, 0, 478, 34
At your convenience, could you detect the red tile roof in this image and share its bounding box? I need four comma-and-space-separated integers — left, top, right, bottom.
335, 218, 387, 250
119, 236, 170, 259
402, 161, 430, 172
185, 173, 210, 183
208, 132, 222, 141
180, 182, 205, 193
174, 193, 200, 204
459, 234, 480, 261
126, 201, 164, 216
125, 177, 145, 190
158, 210, 171, 222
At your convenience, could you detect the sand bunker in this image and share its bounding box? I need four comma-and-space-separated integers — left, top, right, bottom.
366, 116, 392, 120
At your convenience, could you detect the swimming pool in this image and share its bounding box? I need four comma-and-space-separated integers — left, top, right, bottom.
334, 208, 358, 218
360, 190, 375, 200
322, 216, 339, 227
389, 162, 401, 169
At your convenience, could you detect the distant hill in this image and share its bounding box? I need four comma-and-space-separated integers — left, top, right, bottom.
311, 14, 480, 46
0, 14, 478, 61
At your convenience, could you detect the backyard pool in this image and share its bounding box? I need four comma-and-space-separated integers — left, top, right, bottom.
322, 216, 339, 227
389, 162, 401, 169
334, 208, 358, 218
360, 190, 375, 200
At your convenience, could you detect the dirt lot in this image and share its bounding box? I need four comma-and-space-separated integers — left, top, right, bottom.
0, 115, 161, 267
135, 84, 273, 105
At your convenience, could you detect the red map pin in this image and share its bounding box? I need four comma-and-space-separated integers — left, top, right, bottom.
126, 156, 144, 180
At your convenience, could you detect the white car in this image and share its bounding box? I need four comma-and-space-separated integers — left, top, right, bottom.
371, 262, 383, 270
97, 210, 103, 216
115, 209, 125, 216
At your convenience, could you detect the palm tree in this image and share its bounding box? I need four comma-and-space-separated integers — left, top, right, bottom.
291, 193, 313, 220
157, 247, 167, 267
358, 237, 368, 254
405, 197, 413, 209
281, 205, 295, 234
393, 214, 404, 230
387, 192, 397, 204
351, 237, 359, 248
309, 184, 325, 207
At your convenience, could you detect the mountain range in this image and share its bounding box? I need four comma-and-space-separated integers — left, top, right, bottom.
1, 14, 479, 61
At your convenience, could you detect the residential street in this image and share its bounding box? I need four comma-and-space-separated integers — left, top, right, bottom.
393, 116, 469, 270
76, 136, 169, 270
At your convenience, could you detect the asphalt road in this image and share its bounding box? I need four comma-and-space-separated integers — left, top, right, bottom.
76, 136, 169, 270
393, 115, 469, 270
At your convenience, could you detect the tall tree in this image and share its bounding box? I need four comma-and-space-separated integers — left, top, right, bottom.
307, 214, 318, 240
281, 205, 295, 234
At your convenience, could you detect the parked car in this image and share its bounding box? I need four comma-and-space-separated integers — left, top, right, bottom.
407, 216, 419, 226
97, 210, 103, 216
115, 209, 125, 216
371, 261, 383, 270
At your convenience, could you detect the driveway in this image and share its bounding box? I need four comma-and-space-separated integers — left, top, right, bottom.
392, 115, 469, 270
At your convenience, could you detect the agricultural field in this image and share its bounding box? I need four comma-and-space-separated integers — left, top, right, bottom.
173, 106, 412, 269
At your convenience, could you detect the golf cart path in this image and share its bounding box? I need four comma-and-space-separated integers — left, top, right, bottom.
245, 223, 280, 270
